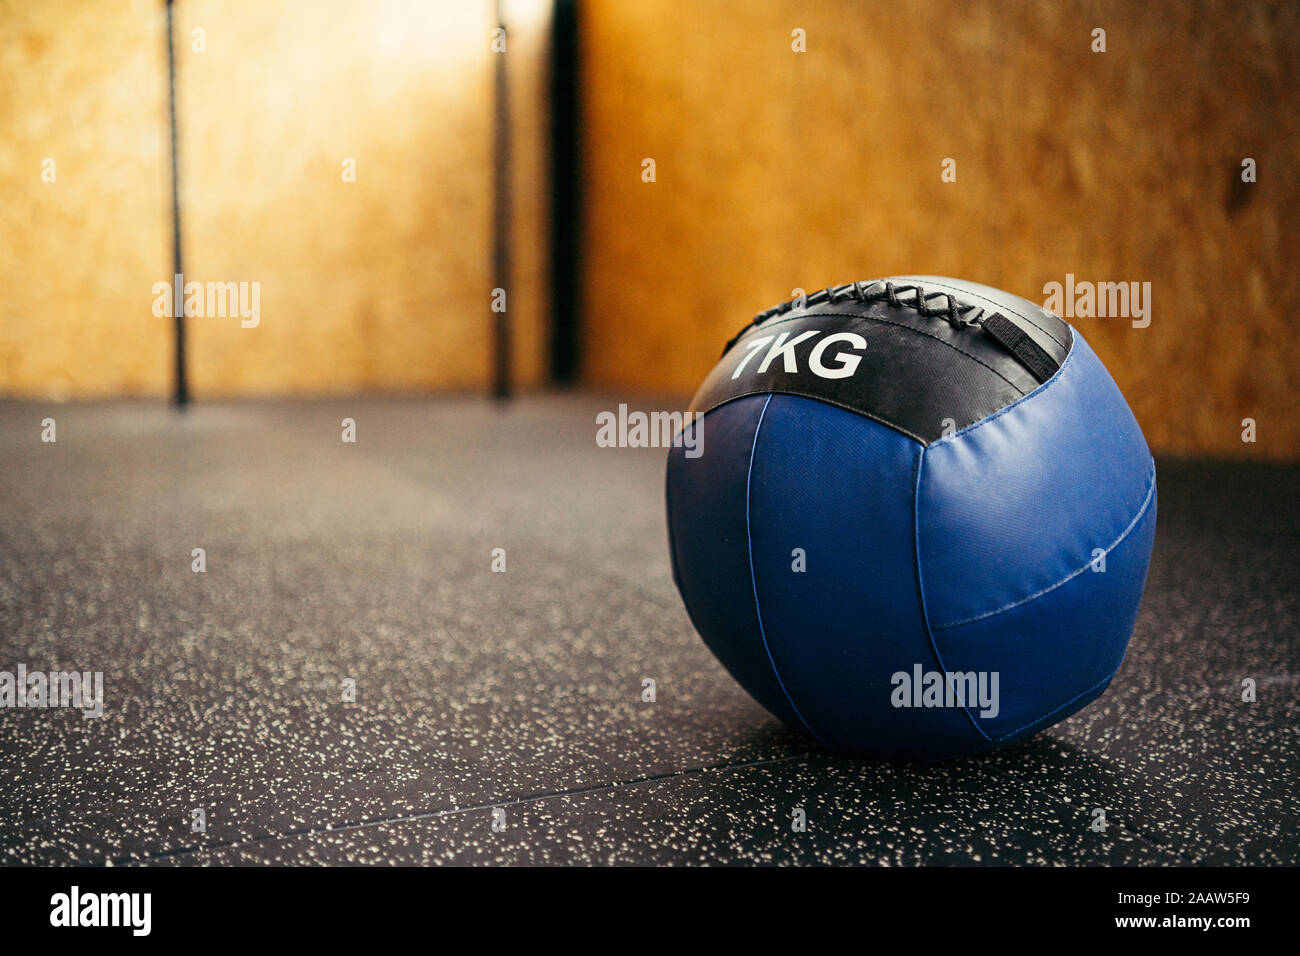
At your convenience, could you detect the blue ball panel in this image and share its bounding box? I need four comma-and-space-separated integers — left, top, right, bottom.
931, 482, 1156, 744
665, 395, 802, 729
918, 331, 1155, 630
747, 395, 986, 759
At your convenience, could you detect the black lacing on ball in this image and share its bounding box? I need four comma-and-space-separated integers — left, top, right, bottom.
722, 280, 992, 358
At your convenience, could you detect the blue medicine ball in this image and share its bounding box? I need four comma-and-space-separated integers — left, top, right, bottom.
665, 276, 1156, 760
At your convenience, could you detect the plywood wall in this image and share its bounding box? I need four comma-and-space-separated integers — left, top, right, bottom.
0, 0, 549, 398
0, 0, 170, 398
579, 0, 1300, 460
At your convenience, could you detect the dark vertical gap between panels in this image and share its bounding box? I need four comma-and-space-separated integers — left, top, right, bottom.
165, 0, 188, 408
549, 0, 581, 385
492, 0, 513, 401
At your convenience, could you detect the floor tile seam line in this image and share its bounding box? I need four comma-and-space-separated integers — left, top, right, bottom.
106, 752, 816, 864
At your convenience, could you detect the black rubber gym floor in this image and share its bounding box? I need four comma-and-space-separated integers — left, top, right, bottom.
1, 397, 1296, 865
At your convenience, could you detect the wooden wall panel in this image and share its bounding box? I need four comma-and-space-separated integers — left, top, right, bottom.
0, 0, 549, 398
579, 0, 1300, 460
0, 0, 169, 398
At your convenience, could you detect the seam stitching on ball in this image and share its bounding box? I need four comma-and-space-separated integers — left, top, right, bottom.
928, 332, 1079, 447
913, 445, 994, 744
929, 663, 1122, 760
695, 391, 930, 444
931, 462, 1157, 631
897, 276, 1068, 350
743, 394, 833, 751
989, 665, 1123, 743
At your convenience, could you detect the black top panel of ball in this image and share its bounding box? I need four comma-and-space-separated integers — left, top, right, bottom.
690, 275, 1074, 445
